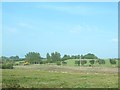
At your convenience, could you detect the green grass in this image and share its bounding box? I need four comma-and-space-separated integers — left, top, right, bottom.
2, 65, 118, 88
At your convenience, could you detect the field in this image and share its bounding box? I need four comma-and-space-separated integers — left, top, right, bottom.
2, 59, 118, 88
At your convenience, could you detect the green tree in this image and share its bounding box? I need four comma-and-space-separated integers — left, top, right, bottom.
89, 60, 95, 65
46, 53, 51, 63
98, 59, 105, 64
71, 55, 76, 59
109, 59, 116, 64
80, 60, 87, 65
51, 52, 61, 63
62, 54, 70, 61
81, 55, 84, 59
75, 60, 80, 66
1, 63, 13, 69
83, 53, 98, 59
77, 55, 80, 59
25, 52, 41, 64
9, 56, 19, 61
62, 61, 67, 65
1, 56, 9, 61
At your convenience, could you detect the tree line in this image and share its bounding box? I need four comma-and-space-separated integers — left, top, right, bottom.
1, 52, 98, 63
0, 51, 118, 69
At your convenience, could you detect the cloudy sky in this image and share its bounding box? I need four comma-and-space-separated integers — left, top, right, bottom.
2, 2, 118, 58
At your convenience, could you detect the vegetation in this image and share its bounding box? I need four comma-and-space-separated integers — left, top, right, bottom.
109, 59, 116, 64
51, 52, 61, 62
1, 52, 119, 88
25, 52, 41, 64
9, 56, 19, 61
2, 65, 118, 88
62, 54, 71, 61
89, 60, 95, 65
62, 61, 67, 65
1, 63, 13, 69
56, 61, 61, 65
83, 53, 98, 59
81, 60, 87, 65
46, 53, 51, 63
98, 59, 105, 64
75, 60, 80, 66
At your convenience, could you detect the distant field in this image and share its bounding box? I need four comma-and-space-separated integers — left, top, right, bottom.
16, 59, 118, 67
64, 59, 118, 67
2, 64, 118, 88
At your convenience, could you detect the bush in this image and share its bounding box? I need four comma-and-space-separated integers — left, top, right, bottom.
1, 63, 13, 69
40, 60, 47, 64
89, 64, 92, 67
89, 60, 95, 65
109, 59, 116, 64
56, 61, 61, 65
98, 59, 105, 64
80, 60, 87, 65
62, 61, 67, 65
75, 60, 80, 66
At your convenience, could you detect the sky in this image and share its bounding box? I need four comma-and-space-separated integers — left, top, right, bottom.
2, 2, 118, 58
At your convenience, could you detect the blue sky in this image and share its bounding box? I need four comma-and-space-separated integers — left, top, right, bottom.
2, 2, 118, 58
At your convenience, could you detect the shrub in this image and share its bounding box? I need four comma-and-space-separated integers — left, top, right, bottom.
56, 61, 61, 65
89, 60, 95, 65
98, 59, 105, 64
40, 60, 47, 64
15, 62, 20, 66
62, 61, 67, 65
42, 60, 47, 64
89, 64, 92, 67
1, 63, 13, 69
80, 60, 87, 65
75, 60, 80, 66
109, 59, 116, 64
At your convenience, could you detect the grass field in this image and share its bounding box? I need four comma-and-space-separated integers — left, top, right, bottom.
2, 63, 118, 88
65, 59, 118, 67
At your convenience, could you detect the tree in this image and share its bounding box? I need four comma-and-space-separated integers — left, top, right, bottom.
51, 52, 61, 63
1, 56, 13, 64
62, 54, 70, 61
62, 61, 67, 65
75, 60, 80, 66
81, 55, 84, 59
9, 56, 19, 61
1, 56, 9, 61
80, 60, 87, 65
83, 53, 98, 59
71, 55, 76, 59
98, 59, 105, 64
89, 60, 95, 65
77, 55, 81, 59
1, 63, 13, 69
25, 52, 41, 64
109, 59, 116, 64
46, 53, 51, 63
